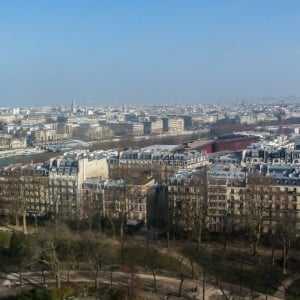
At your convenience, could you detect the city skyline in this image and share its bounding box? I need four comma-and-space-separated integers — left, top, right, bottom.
1, 1, 300, 107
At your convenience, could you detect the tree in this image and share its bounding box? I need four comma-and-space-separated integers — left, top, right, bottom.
6, 174, 24, 228
166, 169, 208, 250
78, 231, 116, 289
103, 186, 127, 241
8, 233, 39, 284
0, 168, 50, 234
244, 173, 273, 256
80, 188, 103, 233
275, 212, 299, 274
192, 171, 208, 252
60, 231, 80, 282
3, 169, 31, 233
20, 173, 49, 234
36, 223, 72, 289
145, 239, 159, 293
221, 212, 235, 253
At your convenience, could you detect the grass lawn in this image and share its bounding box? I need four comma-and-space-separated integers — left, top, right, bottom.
181, 242, 286, 295
286, 279, 300, 300
0, 231, 12, 248
118, 244, 186, 275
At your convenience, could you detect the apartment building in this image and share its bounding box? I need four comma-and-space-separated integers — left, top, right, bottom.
207, 164, 246, 231
162, 117, 184, 133
0, 165, 50, 218
142, 120, 163, 135
47, 151, 109, 218
108, 147, 208, 183
32, 128, 57, 144
108, 122, 144, 136
0, 150, 111, 221
167, 169, 207, 237
167, 162, 300, 234
245, 172, 300, 234
0, 134, 26, 149
239, 113, 255, 124
81, 177, 155, 225
167, 164, 246, 233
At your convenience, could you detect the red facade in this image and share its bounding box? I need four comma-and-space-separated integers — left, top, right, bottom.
183, 136, 259, 154
197, 142, 214, 153
213, 136, 259, 152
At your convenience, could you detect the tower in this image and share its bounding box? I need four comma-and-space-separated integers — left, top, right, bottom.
71, 100, 77, 114
279, 103, 286, 136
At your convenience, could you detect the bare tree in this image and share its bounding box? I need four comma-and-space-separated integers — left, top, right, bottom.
275, 212, 299, 274
192, 171, 208, 252
36, 223, 71, 288
244, 173, 273, 256
6, 175, 23, 228
145, 239, 159, 293
80, 188, 103, 232
221, 213, 236, 253
0, 168, 50, 234
78, 231, 116, 289
1, 169, 30, 233
8, 232, 39, 284
167, 169, 208, 250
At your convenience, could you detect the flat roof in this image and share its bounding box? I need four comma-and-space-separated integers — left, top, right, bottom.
184, 139, 215, 149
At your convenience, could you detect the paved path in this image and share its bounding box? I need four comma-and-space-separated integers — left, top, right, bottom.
273, 273, 300, 299
0, 269, 289, 300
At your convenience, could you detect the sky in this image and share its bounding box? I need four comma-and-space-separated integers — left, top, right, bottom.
0, 0, 300, 107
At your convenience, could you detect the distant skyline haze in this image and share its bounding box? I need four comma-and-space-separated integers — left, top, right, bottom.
0, 0, 300, 107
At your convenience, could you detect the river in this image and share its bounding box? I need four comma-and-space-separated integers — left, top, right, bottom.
0, 155, 24, 167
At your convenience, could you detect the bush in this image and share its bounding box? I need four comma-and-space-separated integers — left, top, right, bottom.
16, 287, 76, 300
286, 279, 300, 300
0, 231, 12, 248
16, 289, 52, 300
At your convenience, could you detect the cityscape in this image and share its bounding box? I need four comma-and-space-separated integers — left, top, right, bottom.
1, 1, 300, 300
0, 99, 300, 299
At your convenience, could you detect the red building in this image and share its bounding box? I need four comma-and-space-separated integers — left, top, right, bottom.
182, 139, 214, 153
213, 136, 259, 152
182, 134, 259, 154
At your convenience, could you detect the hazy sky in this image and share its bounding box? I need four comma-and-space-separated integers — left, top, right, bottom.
1, 1, 300, 107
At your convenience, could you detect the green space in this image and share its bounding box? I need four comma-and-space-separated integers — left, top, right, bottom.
1, 223, 299, 299
181, 242, 286, 295
120, 244, 185, 275
13, 284, 142, 300
0, 231, 12, 248
286, 279, 300, 300
15, 286, 76, 300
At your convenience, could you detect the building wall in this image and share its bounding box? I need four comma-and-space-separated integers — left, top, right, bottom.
0, 169, 51, 218
151, 120, 163, 134
81, 158, 109, 180
46, 156, 109, 219
195, 142, 214, 154
213, 137, 259, 152
0, 135, 12, 149
32, 129, 57, 144
109, 122, 144, 136
168, 118, 184, 133
109, 150, 208, 183
167, 167, 300, 233
49, 172, 79, 218
81, 178, 155, 224
167, 174, 207, 236
11, 137, 27, 148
